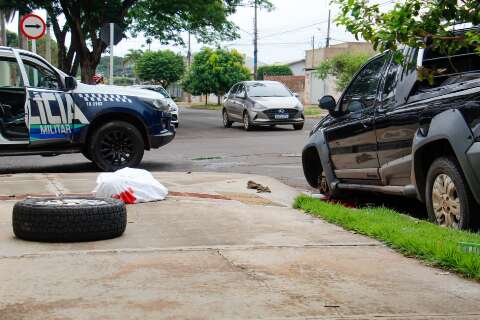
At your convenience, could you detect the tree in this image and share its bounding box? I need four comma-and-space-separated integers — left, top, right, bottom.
182, 48, 217, 105
333, 0, 480, 62
123, 49, 143, 66
183, 47, 251, 105
134, 50, 185, 87
316, 52, 373, 91
6, 0, 272, 83
0, 7, 15, 45
257, 65, 292, 80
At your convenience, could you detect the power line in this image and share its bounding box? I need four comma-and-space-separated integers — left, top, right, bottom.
238, 27, 253, 36
259, 20, 329, 40
225, 40, 311, 46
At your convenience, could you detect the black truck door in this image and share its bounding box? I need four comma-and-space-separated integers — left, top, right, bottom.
324, 54, 387, 181
374, 49, 420, 186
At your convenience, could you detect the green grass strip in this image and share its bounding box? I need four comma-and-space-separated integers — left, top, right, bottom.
303, 106, 325, 117
294, 195, 480, 280
192, 156, 223, 161
189, 104, 223, 111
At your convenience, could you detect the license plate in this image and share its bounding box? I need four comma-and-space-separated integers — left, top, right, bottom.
274, 114, 289, 119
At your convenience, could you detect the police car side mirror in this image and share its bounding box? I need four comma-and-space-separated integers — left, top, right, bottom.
64, 76, 77, 91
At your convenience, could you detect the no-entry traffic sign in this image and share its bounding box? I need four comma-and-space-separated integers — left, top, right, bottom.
20, 13, 46, 40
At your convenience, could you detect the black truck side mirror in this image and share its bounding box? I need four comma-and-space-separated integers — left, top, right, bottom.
319, 95, 336, 114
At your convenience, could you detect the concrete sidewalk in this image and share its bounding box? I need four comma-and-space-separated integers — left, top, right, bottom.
0, 172, 479, 320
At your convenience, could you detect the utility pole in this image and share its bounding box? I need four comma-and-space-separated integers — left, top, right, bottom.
311, 35, 315, 69
325, 9, 331, 48
109, 22, 114, 85
146, 38, 152, 51
0, 10, 6, 46
45, 14, 51, 63
253, 0, 258, 80
187, 32, 192, 103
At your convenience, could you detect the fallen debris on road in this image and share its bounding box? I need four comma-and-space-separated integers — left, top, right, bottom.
247, 180, 271, 193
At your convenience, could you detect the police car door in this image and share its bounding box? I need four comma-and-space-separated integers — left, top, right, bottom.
20, 53, 73, 145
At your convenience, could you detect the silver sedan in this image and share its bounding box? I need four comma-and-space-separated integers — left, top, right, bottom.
222, 81, 305, 131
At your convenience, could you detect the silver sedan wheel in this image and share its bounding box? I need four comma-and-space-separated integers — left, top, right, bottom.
432, 173, 461, 229
223, 111, 229, 126
243, 112, 250, 130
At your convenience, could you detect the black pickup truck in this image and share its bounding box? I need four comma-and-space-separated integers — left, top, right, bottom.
302, 30, 480, 230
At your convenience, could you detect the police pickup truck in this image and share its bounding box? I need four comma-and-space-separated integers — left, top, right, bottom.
302, 27, 480, 230
0, 47, 175, 171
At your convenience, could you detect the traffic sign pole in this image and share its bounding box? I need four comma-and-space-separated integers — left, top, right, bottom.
20, 13, 46, 57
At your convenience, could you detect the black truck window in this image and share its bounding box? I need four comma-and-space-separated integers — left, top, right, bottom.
381, 56, 400, 108
340, 54, 386, 113
415, 44, 480, 93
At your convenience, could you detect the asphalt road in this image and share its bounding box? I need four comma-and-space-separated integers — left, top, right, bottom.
0, 107, 315, 190
0, 106, 427, 216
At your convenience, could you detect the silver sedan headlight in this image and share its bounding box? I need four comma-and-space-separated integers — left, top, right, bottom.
252, 102, 267, 111
168, 104, 178, 113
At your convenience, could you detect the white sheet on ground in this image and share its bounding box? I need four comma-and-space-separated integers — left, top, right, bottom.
93, 168, 168, 204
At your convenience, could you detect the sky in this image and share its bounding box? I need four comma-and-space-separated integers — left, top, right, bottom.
7, 0, 396, 65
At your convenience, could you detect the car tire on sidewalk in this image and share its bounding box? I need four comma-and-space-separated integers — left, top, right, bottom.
12, 197, 127, 242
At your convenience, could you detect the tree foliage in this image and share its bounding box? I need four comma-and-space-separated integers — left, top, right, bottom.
183, 47, 251, 104
134, 50, 185, 88
2, 0, 272, 83
123, 49, 143, 66
257, 64, 293, 80
333, 0, 480, 61
316, 52, 373, 91
129, 1, 273, 46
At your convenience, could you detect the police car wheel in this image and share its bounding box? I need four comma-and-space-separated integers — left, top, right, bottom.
90, 121, 144, 172
12, 197, 126, 242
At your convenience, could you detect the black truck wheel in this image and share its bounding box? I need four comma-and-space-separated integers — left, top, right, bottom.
89, 121, 144, 172
426, 157, 478, 230
12, 197, 127, 242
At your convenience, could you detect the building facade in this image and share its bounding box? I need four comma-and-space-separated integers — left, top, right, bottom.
304, 42, 375, 105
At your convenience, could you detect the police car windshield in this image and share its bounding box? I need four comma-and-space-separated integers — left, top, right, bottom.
53, 66, 68, 78
146, 87, 170, 99
246, 82, 292, 97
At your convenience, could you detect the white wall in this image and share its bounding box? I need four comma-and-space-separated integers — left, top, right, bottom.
289, 61, 305, 76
